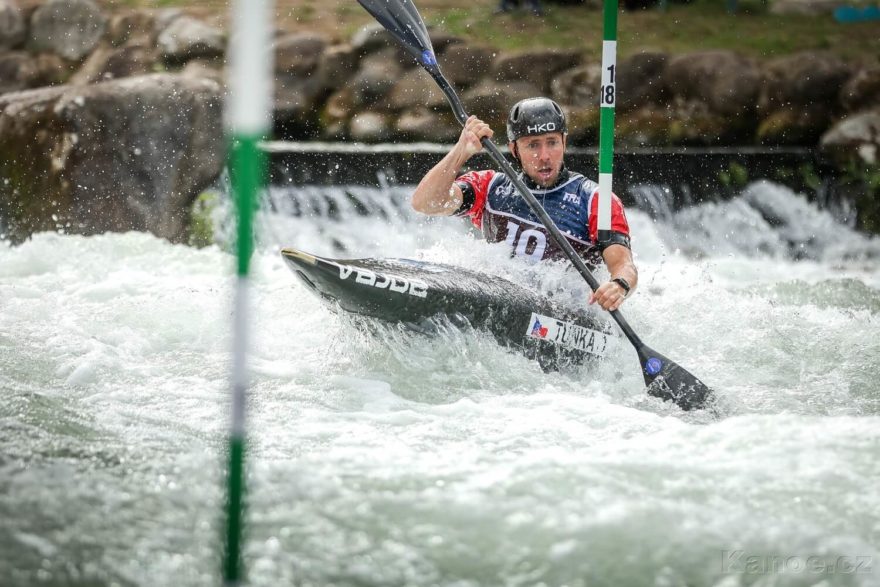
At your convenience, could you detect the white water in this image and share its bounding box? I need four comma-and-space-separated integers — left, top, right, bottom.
1, 180, 879, 586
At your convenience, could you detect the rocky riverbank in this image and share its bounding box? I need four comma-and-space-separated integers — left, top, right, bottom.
1, 0, 878, 244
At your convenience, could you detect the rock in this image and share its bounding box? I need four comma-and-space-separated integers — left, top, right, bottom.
0, 73, 224, 244
3, 52, 75, 89
69, 41, 157, 85
664, 50, 760, 116
153, 8, 183, 36
320, 119, 347, 141
388, 68, 447, 111
271, 33, 331, 134
756, 53, 852, 145
156, 15, 224, 64
820, 108, 880, 233
350, 22, 395, 55
395, 108, 459, 141
0, 0, 25, 50
461, 80, 543, 133
840, 66, 880, 113
0, 51, 37, 94
319, 87, 354, 139
274, 74, 325, 136
616, 105, 677, 147
428, 30, 464, 55
617, 98, 751, 147
314, 44, 358, 93
274, 32, 327, 77
440, 44, 493, 89
32, 52, 72, 86
349, 48, 405, 107
107, 10, 155, 47
492, 49, 582, 94
551, 64, 601, 108
820, 107, 880, 166
756, 104, 833, 145
29, 0, 107, 61
350, 22, 410, 65
563, 105, 600, 145
759, 51, 853, 113
349, 111, 391, 142
617, 51, 668, 111
68, 42, 112, 84
181, 58, 224, 85
348, 21, 455, 65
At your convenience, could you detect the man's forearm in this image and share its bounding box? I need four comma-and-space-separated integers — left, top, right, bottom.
603, 244, 638, 292
411, 147, 469, 216
590, 243, 638, 311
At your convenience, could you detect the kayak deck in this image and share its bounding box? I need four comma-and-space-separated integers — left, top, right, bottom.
281, 247, 617, 370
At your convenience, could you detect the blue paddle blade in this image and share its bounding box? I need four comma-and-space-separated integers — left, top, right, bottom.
356, 0, 439, 68
638, 346, 713, 411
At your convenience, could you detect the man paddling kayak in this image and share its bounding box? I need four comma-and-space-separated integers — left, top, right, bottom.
411, 97, 638, 312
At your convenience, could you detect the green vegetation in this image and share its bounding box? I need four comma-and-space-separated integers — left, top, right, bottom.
842, 161, 880, 233
719, 161, 750, 188
188, 190, 220, 248
798, 162, 823, 192
425, 0, 879, 62
104, 0, 880, 64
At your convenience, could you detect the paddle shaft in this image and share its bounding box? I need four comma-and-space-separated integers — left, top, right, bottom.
429, 72, 647, 350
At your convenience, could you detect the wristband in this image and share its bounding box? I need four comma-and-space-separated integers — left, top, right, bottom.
611, 277, 631, 297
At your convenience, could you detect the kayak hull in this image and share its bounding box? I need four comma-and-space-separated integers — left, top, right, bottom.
281, 247, 616, 369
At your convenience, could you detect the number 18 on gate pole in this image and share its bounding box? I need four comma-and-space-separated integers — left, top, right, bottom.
597, 0, 618, 245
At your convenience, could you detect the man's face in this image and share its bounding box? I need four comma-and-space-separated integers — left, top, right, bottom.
511, 132, 566, 188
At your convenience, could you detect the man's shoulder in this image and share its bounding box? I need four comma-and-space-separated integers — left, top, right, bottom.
568, 172, 598, 193
548, 172, 597, 198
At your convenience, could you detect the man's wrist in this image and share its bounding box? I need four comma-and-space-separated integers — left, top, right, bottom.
452, 141, 476, 164
611, 277, 631, 297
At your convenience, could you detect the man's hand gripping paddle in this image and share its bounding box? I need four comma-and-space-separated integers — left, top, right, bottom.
357, 0, 713, 411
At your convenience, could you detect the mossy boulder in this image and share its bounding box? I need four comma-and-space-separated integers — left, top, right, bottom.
0, 73, 224, 244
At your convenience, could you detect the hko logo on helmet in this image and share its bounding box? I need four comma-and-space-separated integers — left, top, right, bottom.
526, 122, 557, 134
506, 97, 567, 142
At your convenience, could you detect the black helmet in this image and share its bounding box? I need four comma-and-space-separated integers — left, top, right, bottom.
506, 97, 567, 143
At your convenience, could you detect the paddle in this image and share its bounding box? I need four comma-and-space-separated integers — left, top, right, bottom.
357, 0, 713, 411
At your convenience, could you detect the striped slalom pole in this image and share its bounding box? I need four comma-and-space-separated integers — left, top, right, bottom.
223, 0, 273, 584
597, 0, 618, 244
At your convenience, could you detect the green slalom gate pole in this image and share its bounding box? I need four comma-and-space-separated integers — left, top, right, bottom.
223, 0, 273, 584
597, 0, 618, 244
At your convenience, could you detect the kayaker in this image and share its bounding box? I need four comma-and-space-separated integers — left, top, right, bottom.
411, 97, 638, 312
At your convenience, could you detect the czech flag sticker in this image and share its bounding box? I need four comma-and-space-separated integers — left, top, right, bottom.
530, 317, 549, 339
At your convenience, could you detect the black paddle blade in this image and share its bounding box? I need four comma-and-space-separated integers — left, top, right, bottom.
356, 0, 439, 69
637, 346, 713, 411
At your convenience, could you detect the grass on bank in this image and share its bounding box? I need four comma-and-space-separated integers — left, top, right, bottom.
100, 0, 880, 64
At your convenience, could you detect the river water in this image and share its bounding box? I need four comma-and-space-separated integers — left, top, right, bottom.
1, 179, 878, 586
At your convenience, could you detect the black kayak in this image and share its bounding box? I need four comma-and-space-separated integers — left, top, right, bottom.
281, 247, 617, 370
